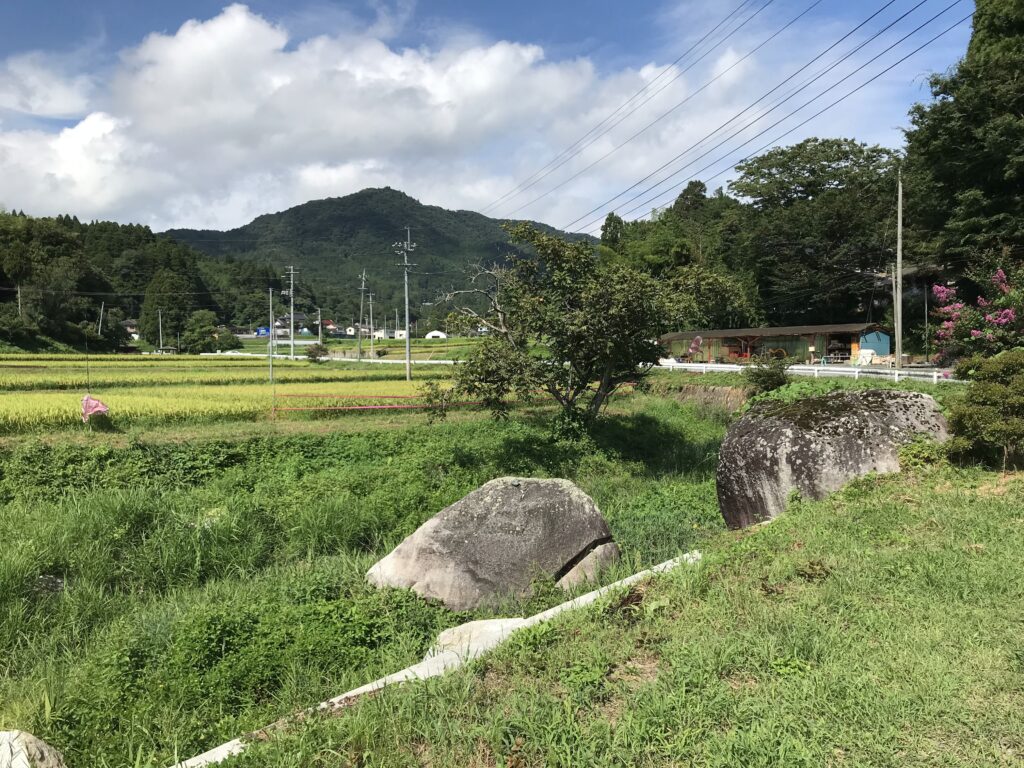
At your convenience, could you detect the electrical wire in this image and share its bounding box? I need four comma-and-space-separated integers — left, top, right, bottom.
611, 9, 971, 228
561, 0, 912, 231
478, 0, 764, 216
501, 0, 826, 220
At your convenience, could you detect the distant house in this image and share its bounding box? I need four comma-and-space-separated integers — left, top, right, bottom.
121, 319, 140, 341
373, 328, 396, 340
661, 323, 891, 364
425, 330, 447, 340
345, 324, 372, 337
395, 329, 408, 340
275, 312, 310, 329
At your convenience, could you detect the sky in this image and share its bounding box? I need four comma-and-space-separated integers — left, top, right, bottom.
0, 0, 974, 233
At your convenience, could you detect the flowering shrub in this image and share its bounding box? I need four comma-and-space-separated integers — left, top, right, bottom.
932, 268, 1024, 361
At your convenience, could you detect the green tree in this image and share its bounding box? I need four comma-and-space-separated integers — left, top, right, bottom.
729, 138, 899, 324
180, 310, 220, 354
435, 224, 682, 427
904, 0, 1024, 266
139, 270, 196, 346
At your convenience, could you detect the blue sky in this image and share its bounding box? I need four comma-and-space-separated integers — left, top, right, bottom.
0, 1, 974, 231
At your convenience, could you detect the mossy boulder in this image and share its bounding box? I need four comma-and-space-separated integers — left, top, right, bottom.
716, 390, 948, 528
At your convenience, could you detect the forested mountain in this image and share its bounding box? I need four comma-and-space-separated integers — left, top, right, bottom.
0, 212, 279, 349
165, 187, 593, 331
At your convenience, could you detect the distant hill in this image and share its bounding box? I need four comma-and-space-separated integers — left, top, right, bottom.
164, 188, 593, 326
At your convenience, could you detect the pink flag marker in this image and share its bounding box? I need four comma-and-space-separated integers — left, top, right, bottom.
82, 395, 109, 422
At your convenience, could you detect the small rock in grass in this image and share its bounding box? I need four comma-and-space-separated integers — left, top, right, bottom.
0, 731, 66, 768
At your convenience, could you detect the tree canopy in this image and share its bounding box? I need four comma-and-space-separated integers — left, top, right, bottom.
905, 0, 1024, 267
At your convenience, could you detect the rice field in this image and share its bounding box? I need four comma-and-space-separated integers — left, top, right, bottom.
0, 355, 450, 391
0, 355, 455, 434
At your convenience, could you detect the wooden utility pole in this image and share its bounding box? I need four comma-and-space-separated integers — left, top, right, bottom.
393, 227, 417, 381
268, 287, 274, 383
357, 270, 367, 360
895, 169, 903, 370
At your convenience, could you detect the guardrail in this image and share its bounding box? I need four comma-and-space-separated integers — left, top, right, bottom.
658, 360, 963, 384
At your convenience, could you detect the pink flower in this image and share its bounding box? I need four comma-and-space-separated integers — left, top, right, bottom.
984, 308, 1016, 326
932, 284, 957, 304
971, 329, 983, 338
992, 269, 1011, 294
977, 296, 990, 308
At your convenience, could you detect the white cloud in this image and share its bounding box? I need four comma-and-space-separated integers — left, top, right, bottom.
0, 52, 93, 117
0, 2, 966, 231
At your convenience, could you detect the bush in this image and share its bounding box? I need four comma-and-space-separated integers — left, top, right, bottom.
305, 343, 328, 363
948, 349, 1024, 469
742, 355, 793, 396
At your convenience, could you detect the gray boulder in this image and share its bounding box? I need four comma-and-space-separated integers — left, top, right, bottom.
717, 389, 948, 528
0, 731, 66, 768
367, 477, 619, 610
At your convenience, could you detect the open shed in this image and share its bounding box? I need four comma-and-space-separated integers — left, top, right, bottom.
661, 323, 891, 364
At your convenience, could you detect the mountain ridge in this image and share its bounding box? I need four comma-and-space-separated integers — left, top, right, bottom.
164, 187, 593, 324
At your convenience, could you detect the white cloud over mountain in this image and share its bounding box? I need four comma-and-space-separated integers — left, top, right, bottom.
0, 2, 960, 232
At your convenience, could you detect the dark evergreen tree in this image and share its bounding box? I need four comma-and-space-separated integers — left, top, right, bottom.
905, 0, 1024, 266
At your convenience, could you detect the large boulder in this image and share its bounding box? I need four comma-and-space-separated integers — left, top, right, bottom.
0, 732, 66, 768
717, 389, 948, 528
366, 477, 620, 610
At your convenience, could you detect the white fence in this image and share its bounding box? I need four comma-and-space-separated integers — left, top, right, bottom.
658, 359, 962, 384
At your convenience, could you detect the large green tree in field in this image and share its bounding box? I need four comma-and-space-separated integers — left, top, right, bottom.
729, 138, 899, 324
436, 224, 684, 427
905, 0, 1024, 267
139, 269, 197, 346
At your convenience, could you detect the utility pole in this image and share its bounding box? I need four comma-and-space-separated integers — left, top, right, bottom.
357, 270, 367, 360
895, 169, 904, 370
317, 307, 322, 345
268, 287, 274, 383
283, 266, 298, 360
158, 309, 163, 350
16, 284, 22, 318
393, 226, 417, 381
368, 292, 375, 359
96, 301, 105, 335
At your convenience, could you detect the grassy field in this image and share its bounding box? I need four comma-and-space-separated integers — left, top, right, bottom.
0, 379, 727, 767
228, 466, 1024, 768
0, 353, 1014, 768
238, 336, 480, 360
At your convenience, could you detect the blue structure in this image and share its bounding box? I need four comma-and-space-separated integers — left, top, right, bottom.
859, 330, 890, 356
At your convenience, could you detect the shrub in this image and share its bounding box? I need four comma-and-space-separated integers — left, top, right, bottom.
305, 343, 328, 363
742, 355, 793, 396
948, 349, 1024, 469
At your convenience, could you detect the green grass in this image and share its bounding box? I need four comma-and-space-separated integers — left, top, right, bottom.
226, 467, 1024, 768
0, 394, 727, 767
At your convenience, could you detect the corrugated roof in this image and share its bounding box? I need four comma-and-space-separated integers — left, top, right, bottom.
662, 323, 885, 341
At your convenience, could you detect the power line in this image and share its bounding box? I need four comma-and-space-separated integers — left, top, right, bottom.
610, 9, 972, 228
481, 0, 774, 217
501, 0, 825, 220
561, 0, 910, 231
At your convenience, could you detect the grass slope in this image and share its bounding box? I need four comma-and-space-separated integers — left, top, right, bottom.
0, 396, 726, 767
228, 467, 1024, 768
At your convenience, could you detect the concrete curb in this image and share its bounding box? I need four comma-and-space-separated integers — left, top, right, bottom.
171, 552, 701, 767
